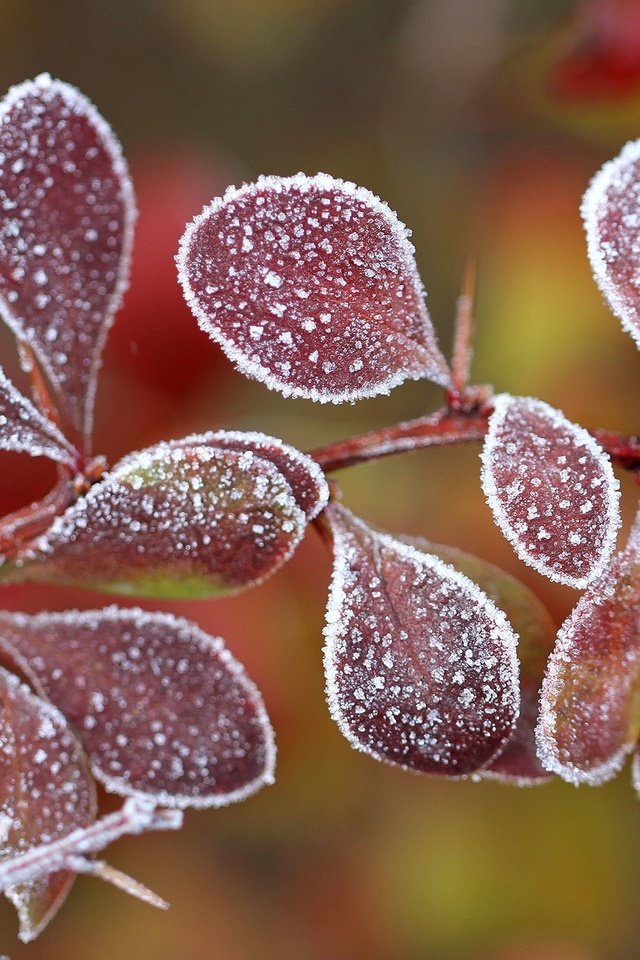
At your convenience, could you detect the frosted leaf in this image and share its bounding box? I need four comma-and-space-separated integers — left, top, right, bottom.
177, 173, 451, 402
537, 507, 640, 785
17, 436, 308, 597
401, 536, 554, 785
0, 365, 76, 465
481, 394, 620, 589
148, 429, 329, 521
323, 504, 519, 776
0, 666, 96, 942
582, 138, 640, 349
0, 74, 136, 447
0, 608, 275, 808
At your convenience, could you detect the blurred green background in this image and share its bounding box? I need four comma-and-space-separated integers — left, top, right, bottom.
3, 0, 640, 957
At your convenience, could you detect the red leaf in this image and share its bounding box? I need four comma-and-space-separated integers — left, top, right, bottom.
402, 537, 554, 785
0, 666, 96, 942
323, 504, 519, 776
177, 173, 451, 402
0, 74, 135, 448
174, 429, 328, 520
0, 365, 76, 466
0, 608, 275, 808
583, 136, 640, 349
537, 508, 640, 785
481, 394, 620, 588
17, 433, 313, 597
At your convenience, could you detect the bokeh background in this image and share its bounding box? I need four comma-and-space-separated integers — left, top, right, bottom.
2, 0, 640, 957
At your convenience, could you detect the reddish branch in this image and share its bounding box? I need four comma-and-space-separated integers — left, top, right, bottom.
309, 400, 640, 477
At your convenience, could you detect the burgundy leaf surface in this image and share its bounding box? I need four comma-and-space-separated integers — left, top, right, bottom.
481, 394, 620, 588
0, 365, 76, 465
164, 429, 328, 520
402, 536, 554, 784
323, 504, 519, 776
0, 608, 275, 808
177, 173, 451, 402
583, 137, 640, 349
0, 74, 136, 447
537, 509, 640, 785
17, 434, 311, 597
0, 666, 96, 941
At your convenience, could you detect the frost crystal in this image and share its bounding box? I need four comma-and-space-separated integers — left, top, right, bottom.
177, 173, 451, 403
481, 394, 620, 588
0, 365, 76, 465
0, 608, 275, 808
537, 506, 640, 785
583, 137, 640, 350
0, 74, 136, 446
323, 504, 519, 775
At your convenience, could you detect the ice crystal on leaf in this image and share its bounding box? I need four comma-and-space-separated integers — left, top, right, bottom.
0, 73, 135, 449
481, 394, 620, 588
0, 365, 76, 465
177, 173, 451, 402
583, 137, 640, 350
0, 666, 96, 942
16, 432, 320, 598
0, 607, 275, 808
401, 536, 554, 784
537, 507, 640, 786
323, 504, 520, 776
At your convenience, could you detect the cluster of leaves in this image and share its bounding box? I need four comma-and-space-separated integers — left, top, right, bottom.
0, 72, 639, 943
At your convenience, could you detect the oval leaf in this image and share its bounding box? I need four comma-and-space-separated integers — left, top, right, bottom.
16, 436, 309, 597
537, 508, 640, 785
0, 365, 76, 465
177, 173, 451, 402
402, 536, 554, 785
323, 504, 519, 776
0, 74, 136, 447
583, 138, 640, 349
481, 394, 620, 588
0, 608, 275, 808
0, 666, 96, 942
152, 429, 328, 521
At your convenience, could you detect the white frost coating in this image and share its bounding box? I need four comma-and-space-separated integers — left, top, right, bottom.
322, 505, 520, 775
632, 749, 640, 796
0, 606, 276, 809
0, 364, 76, 465
0, 665, 96, 941
119, 427, 330, 521
582, 137, 640, 349
480, 394, 620, 589
0, 797, 182, 940
0, 73, 137, 446
176, 172, 452, 403
536, 509, 640, 786
23, 436, 308, 597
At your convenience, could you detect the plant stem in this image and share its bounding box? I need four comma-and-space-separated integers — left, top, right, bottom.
308, 407, 490, 472
308, 402, 640, 476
